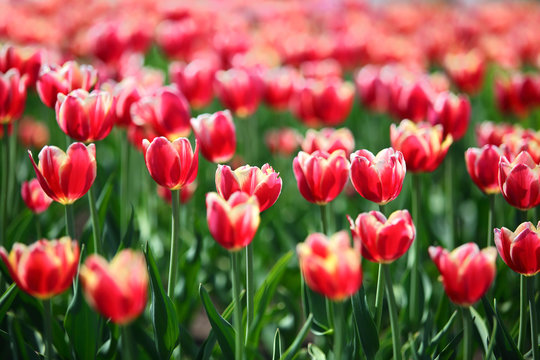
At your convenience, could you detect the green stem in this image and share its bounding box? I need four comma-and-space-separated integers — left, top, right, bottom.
121, 325, 134, 360
445, 155, 454, 248
374, 263, 384, 330
120, 133, 129, 236
0, 124, 8, 244
43, 299, 53, 359
409, 173, 421, 326
518, 275, 527, 353
383, 264, 402, 360
487, 195, 495, 247
528, 276, 539, 360
333, 301, 344, 360
64, 204, 75, 239
6, 123, 16, 221
87, 186, 100, 254
461, 307, 472, 360
167, 190, 180, 298
320, 205, 328, 235
231, 251, 244, 360
35, 214, 42, 240
245, 243, 254, 344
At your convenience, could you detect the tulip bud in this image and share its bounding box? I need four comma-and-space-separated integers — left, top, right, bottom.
206, 192, 260, 251
428, 92, 471, 141
443, 50, 485, 95
495, 76, 528, 117
429, 243, 496, 306
29, 143, 97, 205
142, 136, 198, 190
498, 151, 540, 210
475, 121, 515, 147
500, 129, 540, 164
0, 237, 79, 299
390, 120, 453, 173
80, 249, 148, 324
392, 80, 434, 123
349, 148, 406, 205
0, 69, 27, 124
169, 59, 218, 109
21, 179, 53, 214
262, 67, 298, 111
264, 128, 302, 156
110, 78, 144, 127
0, 44, 42, 87
214, 68, 262, 118
297, 231, 362, 301
293, 150, 349, 205
465, 145, 503, 195
301, 127, 355, 156
494, 222, 540, 276
17, 117, 49, 149
191, 110, 236, 163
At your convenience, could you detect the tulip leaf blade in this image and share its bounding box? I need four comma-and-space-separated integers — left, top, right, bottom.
470, 306, 491, 356
272, 329, 282, 360
144, 242, 180, 360
433, 330, 463, 360
281, 313, 313, 360
199, 284, 235, 359
0, 283, 18, 323
481, 297, 523, 360
351, 287, 379, 360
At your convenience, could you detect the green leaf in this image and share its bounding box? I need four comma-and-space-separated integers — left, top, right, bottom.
130, 323, 161, 359
273, 329, 282, 360
97, 323, 120, 360
351, 287, 379, 360
481, 297, 523, 360
97, 174, 114, 227
0, 283, 18, 323
281, 313, 313, 360
307, 343, 326, 360
199, 284, 235, 359
5, 209, 33, 249
7, 314, 42, 360
118, 206, 135, 251
470, 306, 490, 355
51, 312, 73, 360
144, 242, 180, 360
434, 331, 463, 360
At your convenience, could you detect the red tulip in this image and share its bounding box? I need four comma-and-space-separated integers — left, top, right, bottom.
0, 44, 42, 87
301, 127, 355, 156
355, 64, 395, 114
494, 222, 540, 276
495, 76, 529, 117
55, 89, 115, 142
206, 192, 260, 251
37, 61, 97, 108
21, 178, 53, 214
390, 120, 453, 173
214, 68, 262, 118
292, 150, 349, 205
349, 148, 406, 205
264, 128, 302, 157
428, 92, 471, 141
0, 69, 27, 124
263, 67, 298, 111
300, 59, 342, 81
297, 231, 362, 301
500, 129, 540, 163
132, 86, 191, 140
215, 164, 282, 211
498, 151, 540, 210
29, 143, 97, 205
475, 121, 515, 147
18, 117, 49, 149
80, 249, 148, 324
191, 110, 236, 163
348, 210, 415, 263
443, 50, 485, 95
465, 145, 503, 195
109, 78, 144, 127
169, 59, 218, 109
142, 136, 198, 190
0, 237, 79, 299
429, 243, 496, 306
391, 80, 434, 123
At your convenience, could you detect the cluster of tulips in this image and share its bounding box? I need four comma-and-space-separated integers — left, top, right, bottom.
1, 0, 540, 360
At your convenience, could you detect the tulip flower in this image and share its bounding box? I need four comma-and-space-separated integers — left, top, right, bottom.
191, 110, 236, 163
297, 231, 362, 301
29, 143, 97, 205
293, 150, 349, 205
355, 64, 394, 114
0, 69, 27, 124
262, 66, 298, 111
21, 179, 53, 214
428, 92, 471, 141
142, 136, 198, 190
131, 86, 191, 140
349, 148, 406, 205
498, 151, 540, 210
465, 145, 503, 195
475, 121, 515, 147
169, 58, 218, 109
55, 89, 115, 142
264, 128, 302, 156
215, 164, 282, 212
300, 59, 342, 80
79, 249, 148, 324
495, 76, 529, 117
500, 129, 540, 164
214, 67, 262, 118
0, 237, 79, 298
391, 80, 434, 123
494, 222, 540, 276
0, 44, 42, 87
429, 243, 496, 306
348, 210, 415, 263
443, 50, 485, 95
36, 61, 97, 108
390, 120, 453, 173
206, 192, 260, 251
301, 127, 355, 156
17, 117, 49, 149
110, 78, 144, 127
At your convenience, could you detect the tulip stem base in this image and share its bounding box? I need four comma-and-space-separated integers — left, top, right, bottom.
383, 264, 402, 360
167, 190, 180, 298
374, 263, 385, 330
64, 204, 75, 240
88, 186, 100, 254
332, 301, 344, 360
519, 275, 528, 352
121, 325, 134, 360
320, 205, 328, 235
461, 307, 472, 360
231, 251, 244, 360
43, 299, 53, 359
528, 276, 539, 360
245, 243, 254, 345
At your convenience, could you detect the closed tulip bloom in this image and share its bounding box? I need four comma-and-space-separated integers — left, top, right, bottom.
79, 249, 148, 325
18, 117, 49, 149
215, 163, 282, 211
263, 66, 298, 111
110, 78, 143, 127
29, 143, 97, 205
392, 81, 433, 123
0, 44, 42, 87
429, 243, 496, 306
465, 145, 503, 194
169, 59, 218, 109
264, 128, 302, 156
21, 178, 53, 213
349, 148, 406, 205
132, 86, 191, 140
390, 120, 453, 173
443, 50, 485, 95
206, 192, 260, 251
293, 150, 349, 205
498, 151, 540, 210
55, 89, 115, 142
142, 136, 198, 190
0, 69, 27, 124
214, 68, 262, 118
494, 222, 540, 276
428, 92, 471, 141
37, 61, 97, 108
348, 210, 415, 263
475, 121, 515, 147
301, 127, 355, 156
191, 110, 236, 163
0, 237, 79, 299
500, 130, 540, 164
297, 231, 362, 301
